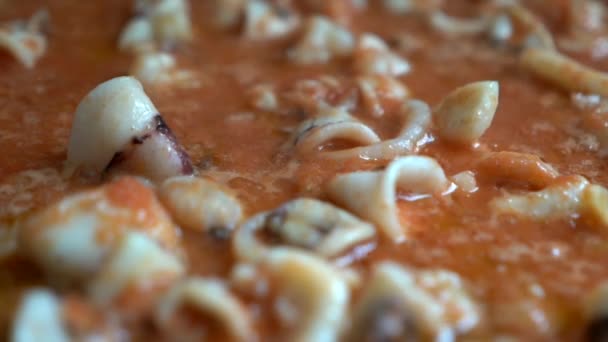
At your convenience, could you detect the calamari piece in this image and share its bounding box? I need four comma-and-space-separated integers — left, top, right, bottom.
156, 277, 254, 341
130, 51, 194, 85
18, 177, 181, 284
491, 175, 590, 220
521, 48, 608, 97
289, 106, 381, 155
382, 0, 442, 14
346, 262, 480, 341
327, 156, 451, 242
434, 81, 499, 145
0, 9, 49, 68
66, 76, 193, 181
233, 198, 375, 262
429, 11, 489, 36
476, 151, 559, 189
353, 33, 411, 76
584, 282, 608, 341
159, 176, 243, 235
149, 0, 192, 46
88, 230, 185, 305
291, 100, 431, 161
263, 248, 349, 341
11, 289, 69, 342
243, 1, 299, 40
357, 74, 410, 117
288, 15, 354, 64
119, 0, 192, 51
118, 17, 154, 52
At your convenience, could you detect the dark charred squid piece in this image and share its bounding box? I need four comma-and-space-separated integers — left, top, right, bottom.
67, 76, 193, 182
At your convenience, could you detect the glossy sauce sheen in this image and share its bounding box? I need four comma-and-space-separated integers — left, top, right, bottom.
1, 0, 608, 340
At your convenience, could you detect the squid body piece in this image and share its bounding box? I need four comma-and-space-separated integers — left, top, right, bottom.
434, 81, 499, 145
327, 156, 451, 242
66, 76, 192, 182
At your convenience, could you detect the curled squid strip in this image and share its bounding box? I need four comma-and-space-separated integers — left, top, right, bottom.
491, 175, 590, 220
346, 262, 480, 341
130, 51, 195, 85
233, 198, 375, 262
429, 11, 489, 36
475, 151, 559, 189
155, 277, 255, 341
521, 48, 608, 97
11, 289, 69, 342
327, 156, 451, 242
66, 77, 193, 182
119, 0, 192, 51
18, 177, 182, 285
0, 9, 49, 68
434, 81, 499, 145
291, 100, 431, 161
262, 248, 349, 341
290, 106, 381, 155
159, 176, 243, 236
353, 33, 411, 76
88, 230, 185, 305
288, 15, 355, 64
504, 4, 555, 50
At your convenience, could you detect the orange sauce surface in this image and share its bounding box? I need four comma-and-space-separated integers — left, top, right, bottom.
1, 0, 608, 340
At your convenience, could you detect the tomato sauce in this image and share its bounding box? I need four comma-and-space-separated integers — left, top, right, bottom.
1, 0, 608, 340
